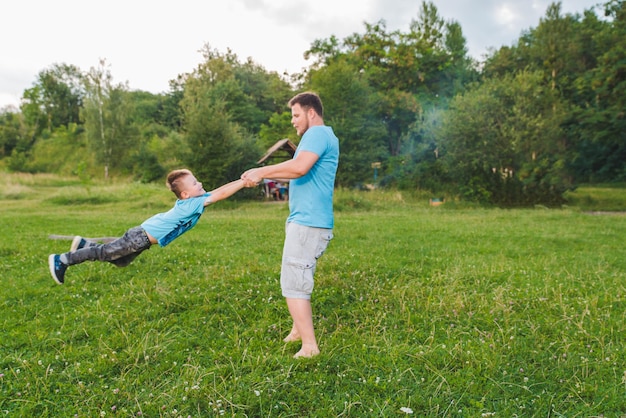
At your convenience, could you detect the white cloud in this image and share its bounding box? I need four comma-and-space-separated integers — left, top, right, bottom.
495, 4, 520, 29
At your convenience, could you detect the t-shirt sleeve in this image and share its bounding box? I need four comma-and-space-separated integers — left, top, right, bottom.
298, 132, 328, 157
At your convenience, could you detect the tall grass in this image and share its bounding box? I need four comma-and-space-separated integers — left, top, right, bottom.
1, 174, 625, 417
564, 183, 626, 212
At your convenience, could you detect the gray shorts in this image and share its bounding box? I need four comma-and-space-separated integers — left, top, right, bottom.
280, 222, 333, 299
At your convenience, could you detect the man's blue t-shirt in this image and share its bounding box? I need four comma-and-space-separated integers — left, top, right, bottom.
141, 193, 210, 247
287, 125, 339, 229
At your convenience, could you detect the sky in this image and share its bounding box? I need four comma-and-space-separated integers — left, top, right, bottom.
0, 0, 602, 109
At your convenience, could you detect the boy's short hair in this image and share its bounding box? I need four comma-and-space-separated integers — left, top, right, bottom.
288, 92, 324, 118
167, 169, 192, 199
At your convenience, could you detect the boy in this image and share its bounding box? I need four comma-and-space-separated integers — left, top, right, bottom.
48, 169, 247, 284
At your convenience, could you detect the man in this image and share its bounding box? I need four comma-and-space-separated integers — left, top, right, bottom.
242, 92, 339, 358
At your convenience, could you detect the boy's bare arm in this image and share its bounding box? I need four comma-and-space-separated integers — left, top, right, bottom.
204, 179, 246, 206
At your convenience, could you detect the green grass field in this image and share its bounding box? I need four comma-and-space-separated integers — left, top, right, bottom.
1, 174, 625, 417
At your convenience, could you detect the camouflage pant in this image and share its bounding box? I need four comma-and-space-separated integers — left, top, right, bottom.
64, 226, 152, 267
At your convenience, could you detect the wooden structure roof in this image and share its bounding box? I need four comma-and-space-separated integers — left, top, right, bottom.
257, 138, 297, 165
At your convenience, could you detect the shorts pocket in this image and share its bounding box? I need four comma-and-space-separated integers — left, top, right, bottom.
282, 256, 315, 295
314, 231, 333, 260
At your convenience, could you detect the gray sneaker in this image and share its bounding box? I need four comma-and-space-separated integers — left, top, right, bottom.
48, 254, 67, 285
70, 236, 88, 251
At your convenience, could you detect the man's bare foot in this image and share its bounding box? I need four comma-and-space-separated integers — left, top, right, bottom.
283, 332, 301, 343
293, 344, 320, 358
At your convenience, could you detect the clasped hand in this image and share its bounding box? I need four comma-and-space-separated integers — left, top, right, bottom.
241, 169, 262, 187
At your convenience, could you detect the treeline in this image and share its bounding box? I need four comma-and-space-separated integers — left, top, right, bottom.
0, 0, 624, 206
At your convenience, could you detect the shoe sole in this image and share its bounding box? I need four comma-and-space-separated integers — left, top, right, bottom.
48, 254, 64, 285
70, 236, 83, 252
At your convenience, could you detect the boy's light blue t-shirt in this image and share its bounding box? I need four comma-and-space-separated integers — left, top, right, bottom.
141, 192, 210, 247
287, 125, 339, 229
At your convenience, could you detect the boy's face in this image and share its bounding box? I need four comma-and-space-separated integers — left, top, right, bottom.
179, 174, 206, 199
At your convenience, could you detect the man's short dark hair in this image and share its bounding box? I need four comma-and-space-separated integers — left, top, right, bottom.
288, 92, 324, 118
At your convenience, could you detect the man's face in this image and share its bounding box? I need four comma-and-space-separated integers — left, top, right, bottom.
290, 103, 310, 136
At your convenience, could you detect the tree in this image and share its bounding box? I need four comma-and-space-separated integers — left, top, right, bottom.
158, 77, 186, 130
258, 112, 296, 151
573, 0, 626, 182
438, 71, 571, 206
179, 45, 266, 187
305, 0, 475, 166
441, 21, 479, 97
481, 1, 626, 184
20, 63, 84, 135
231, 58, 293, 135
0, 109, 29, 158
81, 59, 134, 179
307, 57, 388, 186
483, 1, 600, 92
